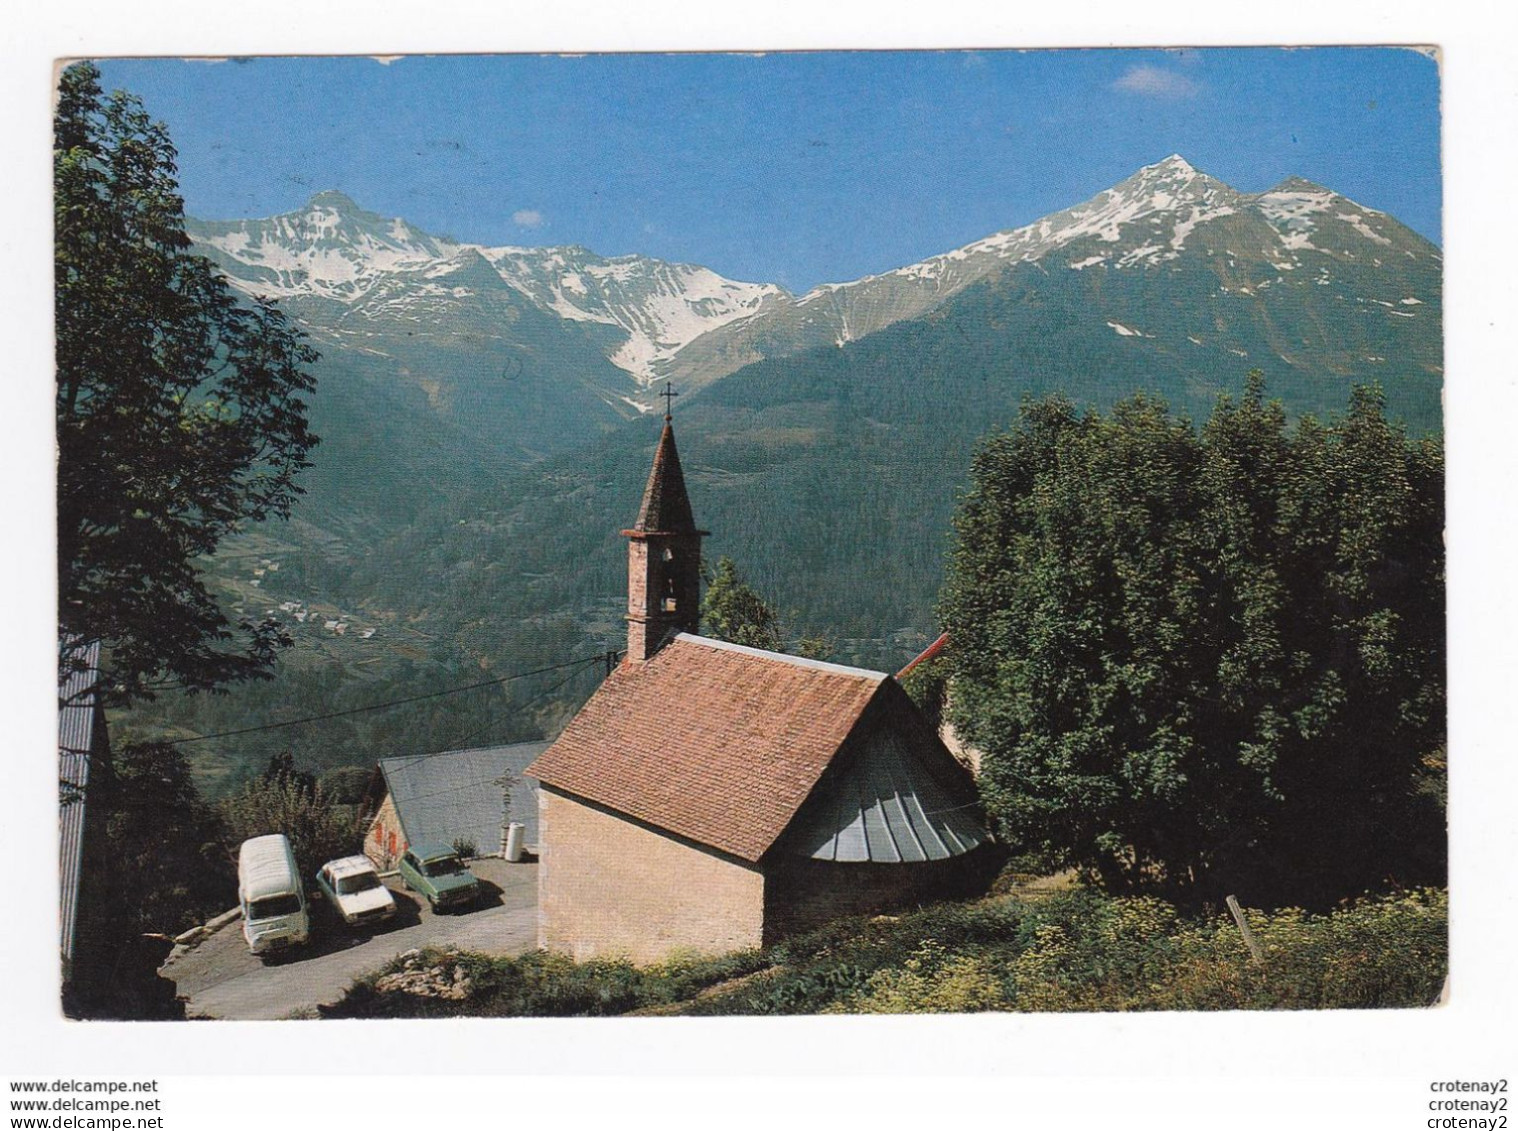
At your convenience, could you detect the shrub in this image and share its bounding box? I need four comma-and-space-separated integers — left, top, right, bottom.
1000, 888, 1446, 1012
220, 755, 360, 875
833, 942, 1008, 1014
322, 888, 1447, 1018
323, 945, 771, 1019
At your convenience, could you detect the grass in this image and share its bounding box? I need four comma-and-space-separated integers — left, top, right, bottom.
320, 885, 1446, 1019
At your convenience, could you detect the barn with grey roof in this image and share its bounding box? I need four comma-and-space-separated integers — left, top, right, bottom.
363, 740, 547, 868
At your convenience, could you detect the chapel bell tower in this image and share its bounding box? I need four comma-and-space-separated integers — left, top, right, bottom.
622, 388, 706, 663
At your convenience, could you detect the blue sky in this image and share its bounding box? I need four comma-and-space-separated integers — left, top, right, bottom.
96, 48, 1441, 293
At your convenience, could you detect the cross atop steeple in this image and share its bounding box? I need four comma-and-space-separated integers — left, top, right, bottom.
621, 412, 707, 663
659, 382, 679, 422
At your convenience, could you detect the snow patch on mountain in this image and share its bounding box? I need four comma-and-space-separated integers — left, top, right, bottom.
1338, 212, 1393, 246
1171, 203, 1237, 250
478, 248, 786, 381
1251, 183, 1336, 250
190, 202, 454, 301
1119, 244, 1165, 267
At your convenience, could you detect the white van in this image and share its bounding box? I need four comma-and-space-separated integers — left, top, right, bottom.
238, 834, 310, 956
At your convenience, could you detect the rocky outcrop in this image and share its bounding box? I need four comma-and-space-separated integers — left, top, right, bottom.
373, 948, 474, 1001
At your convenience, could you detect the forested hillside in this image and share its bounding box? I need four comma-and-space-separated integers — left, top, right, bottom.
119, 158, 1442, 792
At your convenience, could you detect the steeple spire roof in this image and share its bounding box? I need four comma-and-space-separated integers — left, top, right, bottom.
633, 421, 698, 534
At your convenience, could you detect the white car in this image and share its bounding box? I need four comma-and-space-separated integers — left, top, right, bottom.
315, 855, 397, 927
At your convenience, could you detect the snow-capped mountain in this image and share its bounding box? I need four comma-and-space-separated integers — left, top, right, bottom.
187, 194, 786, 393
168, 157, 1443, 777
182, 155, 1439, 699
661, 155, 1439, 388
476, 246, 788, 381
186, 155, 1439, 433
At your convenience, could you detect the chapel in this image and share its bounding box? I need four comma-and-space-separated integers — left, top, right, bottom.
526, 409, 997, 963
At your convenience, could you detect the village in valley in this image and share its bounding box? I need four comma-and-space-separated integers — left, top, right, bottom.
56, 50, 1448, 1020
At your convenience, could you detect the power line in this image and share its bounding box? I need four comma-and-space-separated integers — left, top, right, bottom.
365, 650, 617, 782
166, 655, 603, 746
347, 659, 607, 833
448, 660, 595, 753
375, 655, 609, 777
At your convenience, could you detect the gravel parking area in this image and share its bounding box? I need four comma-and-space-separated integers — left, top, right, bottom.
161, 857, 537, 1020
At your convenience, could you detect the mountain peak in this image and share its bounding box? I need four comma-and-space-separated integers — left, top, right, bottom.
1150, 154, 1197, 176
1264, 175, 1335, 196
1108, 154, 1231, 203
306, 190, 363, 213
1094, 155, 1240, 216
1118, 154, 1204, 187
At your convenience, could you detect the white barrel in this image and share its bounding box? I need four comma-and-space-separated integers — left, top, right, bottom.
504, 822, 526, 863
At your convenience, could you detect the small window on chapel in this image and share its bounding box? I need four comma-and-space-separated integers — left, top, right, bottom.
662, 597, 678, 613
662, 547, 676, 563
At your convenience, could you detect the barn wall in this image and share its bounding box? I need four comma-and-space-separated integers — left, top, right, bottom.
761, 845, 1003, 944
363, 793, 406, 870
538, 786, 765, 964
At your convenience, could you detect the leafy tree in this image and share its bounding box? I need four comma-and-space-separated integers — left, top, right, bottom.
55, 61, 319, 704
319, 765, 377, 806
66, 741, 231, 1018
698, 556, 838, 659
899, 651, 951, 732
701, 556, 783, 651
219, 754, 361, 876
942, 379, 1444, 906
259, 750, 317, 796
791, 633, 837, 662
91, 742, 233, 933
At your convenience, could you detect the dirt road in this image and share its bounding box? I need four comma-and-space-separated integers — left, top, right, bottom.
162, 858, 537, 1020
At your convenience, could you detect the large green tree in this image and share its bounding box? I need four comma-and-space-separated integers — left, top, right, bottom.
942, 379, 1444, 906
56, 62, 318, 703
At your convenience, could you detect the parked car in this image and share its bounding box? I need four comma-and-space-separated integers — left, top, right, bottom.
397, 843, 482, 913
237, 834, 310, 956
315, 855, 396, 926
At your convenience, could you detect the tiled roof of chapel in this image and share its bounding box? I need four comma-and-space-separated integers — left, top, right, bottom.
526, 635, 888, 862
